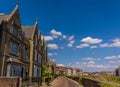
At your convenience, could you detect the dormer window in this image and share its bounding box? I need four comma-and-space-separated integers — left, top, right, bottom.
13, 26, 18, 36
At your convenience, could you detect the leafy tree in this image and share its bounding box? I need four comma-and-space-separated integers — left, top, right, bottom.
42, 65, 50, 82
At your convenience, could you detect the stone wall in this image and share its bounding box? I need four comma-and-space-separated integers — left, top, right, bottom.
82, 78, 101, 87
0, 77, 21, 87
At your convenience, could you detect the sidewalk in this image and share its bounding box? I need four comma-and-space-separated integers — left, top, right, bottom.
66, 77, 83, 87
40, 76, 83, 87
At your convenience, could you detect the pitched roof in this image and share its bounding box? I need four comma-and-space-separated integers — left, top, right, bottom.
22, 26, 35, 39
22, 20, 38, 39
0, 14, 10, 24
0, 4, 20, 25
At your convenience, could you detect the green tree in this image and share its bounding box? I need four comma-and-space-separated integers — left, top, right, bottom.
42, 65, 50, 82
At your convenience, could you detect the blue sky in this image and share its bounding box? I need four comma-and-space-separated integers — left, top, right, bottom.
1, 0, 120, 72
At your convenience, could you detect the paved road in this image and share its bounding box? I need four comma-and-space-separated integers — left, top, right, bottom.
50, 76, 80, 87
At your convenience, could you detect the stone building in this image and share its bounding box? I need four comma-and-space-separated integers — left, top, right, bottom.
22, 20, 42, 83
48, 60, 56, 75
0, 4, 30, 81
115, 67, 120, 76
55, 66, 66, 75
0, 4, 48, 85
65, 68, 73, 76
72, 68, 83, 76
72, 68, 78, 76
41, 39, 48, 65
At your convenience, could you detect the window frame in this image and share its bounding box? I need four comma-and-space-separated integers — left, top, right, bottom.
12, 26, 19, 36
9, 40, 19, 56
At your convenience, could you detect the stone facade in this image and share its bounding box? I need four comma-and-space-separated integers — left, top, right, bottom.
0, 4, 48, 85
41, 39, 48, 65
0, 4, 30, 81
115, 67, 120, 76
48, 60, 56, 74
22, 21, 43, 83
65, 68, 73, 76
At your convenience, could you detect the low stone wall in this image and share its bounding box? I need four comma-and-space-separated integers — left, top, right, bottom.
82, 78, 101, 87
0, 77, 22, 87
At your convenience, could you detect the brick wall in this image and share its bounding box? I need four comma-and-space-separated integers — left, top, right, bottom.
82, 78, 101, 87
0, 77, 21, 87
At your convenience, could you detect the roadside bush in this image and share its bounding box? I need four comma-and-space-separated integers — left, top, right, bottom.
99, 83, 117, 87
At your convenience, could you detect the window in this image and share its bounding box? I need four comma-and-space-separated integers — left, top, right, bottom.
33, 65, 37, 77
34, 50, 37, 61
13, 27, 18, 36
39, 45, 41, 51
9, 40, 19, 55
6, 64, 11, 76
6, 64, 22, 77
38, 54, 41, 63
23, 47, 28, 59
35, 37, 37, 46
38, 68, 41, 77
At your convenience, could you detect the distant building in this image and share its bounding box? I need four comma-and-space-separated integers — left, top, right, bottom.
55, 66, 66, 75
65, 68, 73, 76
115, 67, 120, 76
82, 72, 89, 76
72, 68, 83, 76
48, 60, 56, 74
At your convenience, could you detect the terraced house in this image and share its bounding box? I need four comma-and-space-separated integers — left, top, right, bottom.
22, 21, 43, 83
0, 4, 30, 81
0, 4, 48, 85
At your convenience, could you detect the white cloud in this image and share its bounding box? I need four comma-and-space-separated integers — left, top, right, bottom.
109, 61, 116, 64
67, 40, 75, 47
82, 58, 96, 61
76, 43, 89, 48
113, 38, 120, 42
75, 61, 80, 64
67, 43, 73, 47
71, 60, 118, 72
81, 37, 103, 44
63, 35, 67, 39
110, 42, 120, 47
82, 62, 87, 65
52, 35, 58, 38
48, 53, 58, 56
50, 29, 62, 36
99, 43, 109, 47
93, 65, 108, 69
70, 40, 75, 44
47, 44, 58, 49
104, 55, 120, 60
57, 64, 64, 67
44, 36, 54, 41
88, 61, 95, 65
68, 35, 74, 40
100, 38, 120, 48
90, 46, 98, 48
50, 59, 56, 62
